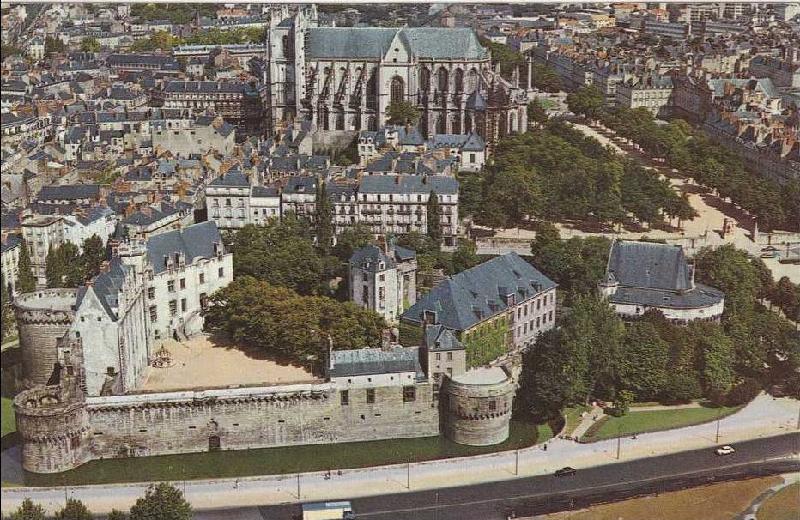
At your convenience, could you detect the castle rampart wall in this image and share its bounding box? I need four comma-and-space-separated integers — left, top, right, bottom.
17, 380, 440, 472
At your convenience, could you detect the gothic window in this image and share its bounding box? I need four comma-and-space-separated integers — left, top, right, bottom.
367, 115, 377, 131
468, 68, 479, 92
335, 110, 345, 131
420, 67, 431, 92
451, 113, 461, 134
320, 106, 330, 131
454, 68, 464, 93
390, 76, 404, 105
435, 113, 446, 134
464, 114, 472, 134
437, 67, 449, 92
510, 112, 518, 134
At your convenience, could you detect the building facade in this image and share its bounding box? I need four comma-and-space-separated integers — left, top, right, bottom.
349, 243, 417, 324
259, 5, 528, 147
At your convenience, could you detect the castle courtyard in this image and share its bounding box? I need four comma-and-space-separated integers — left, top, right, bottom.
137, 334, 318, 393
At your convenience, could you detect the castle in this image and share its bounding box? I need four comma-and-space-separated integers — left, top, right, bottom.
13, 250, 532, 475
256, 5, 530, 148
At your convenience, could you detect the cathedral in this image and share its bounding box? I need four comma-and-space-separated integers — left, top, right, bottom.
258, 5, 529, 148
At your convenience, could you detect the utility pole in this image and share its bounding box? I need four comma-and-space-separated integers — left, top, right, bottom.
407, 461, 411, 489
716, 417, 721, 444
616, 423, 621, 460
796, 405, 799, 430
296, 473, 301, 500
434, 491, 440, 520
514, 449, 519, 476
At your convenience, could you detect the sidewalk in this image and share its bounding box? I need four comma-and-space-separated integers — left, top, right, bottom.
1, 395, 797, 514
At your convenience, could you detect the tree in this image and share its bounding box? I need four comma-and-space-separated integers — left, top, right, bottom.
81, 235, 106, 281
228, 219, 325, 295
129, 483, 192, 520
80, 37, 100, 53
204, 277, 385, 365
55, 498, 93, 520
1, 273, 14, 339
566, 86, 605, 119
46, 243, 83, 288
106, 511, 128, 520
693, 322, 735, 402
315, 182, 334, 255
8, 499, 46, 520
479, 38, 524, 79
613, 389, 635, 415
386, 101, 421, 126
331, 224, 374, 263
450, 239, 480, 274
17, 240, 36, 293
618, 321, 670, 400
527, 98, 548, 127
426, 190, 442, 244
531, 64, 562, 93
44, 36, 66, 56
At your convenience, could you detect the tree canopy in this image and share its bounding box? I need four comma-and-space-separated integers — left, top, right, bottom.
129, 483, 192, 520
204, 277, 385, 366
386, 101, 421, 126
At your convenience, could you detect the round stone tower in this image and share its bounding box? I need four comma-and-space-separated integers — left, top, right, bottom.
13, 289, 78, 388
443, 366, 516, 446
13, 376, 91, 473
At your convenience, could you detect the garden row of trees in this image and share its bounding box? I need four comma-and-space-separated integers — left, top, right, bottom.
8, 483, 191, 520
459, 119, 695, 229
566, 86, 800, 232
518, 230, 800, 422
130, 27, 265, 52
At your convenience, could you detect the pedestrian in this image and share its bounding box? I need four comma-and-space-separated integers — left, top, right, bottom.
543, 444, 548, 451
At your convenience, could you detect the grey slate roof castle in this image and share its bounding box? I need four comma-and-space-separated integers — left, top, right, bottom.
599, 240, 725, 323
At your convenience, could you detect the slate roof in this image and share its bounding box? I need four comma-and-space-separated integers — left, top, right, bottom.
328, 346, 423, 378
605, 241, 725, 310
146, 221, 223, 275
164, 81, 254, 94
306, 27, 488, 60
423, 324, 464, 352
76, 258, 130, 320
607, 241, 692, 292
359, 175, 458, 195
209, 169, 249, 187
402, 253, 556, 331
37, 184, 101, 202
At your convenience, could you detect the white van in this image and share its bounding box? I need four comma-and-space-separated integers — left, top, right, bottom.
302, 501, 356, 520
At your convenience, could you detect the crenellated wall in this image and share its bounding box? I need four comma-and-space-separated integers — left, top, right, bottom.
16, 380, 440, 473
443, 367, 516, 446
13, 289, 78, 388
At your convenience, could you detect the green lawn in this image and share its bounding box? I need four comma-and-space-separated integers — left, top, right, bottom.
21, 421, 547, 487
757, 482, 800, 520
561, 405, 589, 437
1, 397, 14, 438
581, 405, 741, 442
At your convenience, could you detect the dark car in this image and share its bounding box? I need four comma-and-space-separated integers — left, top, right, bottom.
554, 467, 577, 477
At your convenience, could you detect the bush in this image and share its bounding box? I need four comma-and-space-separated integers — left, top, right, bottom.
725, 378, 761, 406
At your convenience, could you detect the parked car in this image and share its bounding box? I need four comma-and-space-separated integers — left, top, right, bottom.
715, 445, 736, 456
554, 467, 577, 477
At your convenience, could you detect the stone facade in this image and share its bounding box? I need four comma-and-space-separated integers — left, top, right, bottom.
259, 5, 528, 148
443, 366, 516, 446
14, 373, 439, 473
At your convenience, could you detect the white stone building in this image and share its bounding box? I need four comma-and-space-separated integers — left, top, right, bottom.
349, 243, 417, 324
139, 221, 233, 342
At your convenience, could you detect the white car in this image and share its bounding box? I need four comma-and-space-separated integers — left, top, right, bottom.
715, 445, 736, 456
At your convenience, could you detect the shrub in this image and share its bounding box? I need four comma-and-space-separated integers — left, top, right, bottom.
725, 378, 761, 406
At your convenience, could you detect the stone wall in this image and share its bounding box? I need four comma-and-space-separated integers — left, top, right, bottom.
14, 289, 78, 388
443, 369, 516, 446
17, 380, 440, 473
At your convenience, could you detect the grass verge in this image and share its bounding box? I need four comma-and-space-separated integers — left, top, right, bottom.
580, 405, 741, 442
19, 421, 546, 487
1, 396, 15, 438
757, 482, 800, 520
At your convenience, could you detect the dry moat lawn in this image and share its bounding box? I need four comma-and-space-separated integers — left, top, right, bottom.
22, 421, 546, 487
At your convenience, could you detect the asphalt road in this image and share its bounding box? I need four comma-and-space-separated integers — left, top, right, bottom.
196, 433, 799, 520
